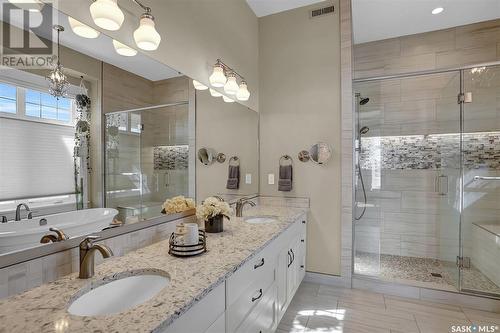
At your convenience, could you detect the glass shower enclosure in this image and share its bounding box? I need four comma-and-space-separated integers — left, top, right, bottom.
353, 65, 500, 298
104, 102, 192, 222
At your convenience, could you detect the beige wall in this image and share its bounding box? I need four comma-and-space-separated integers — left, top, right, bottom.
354, 19, 500, 79
57, 0, 259, 111
196, 91, 259, 202
259, 2, 342, 275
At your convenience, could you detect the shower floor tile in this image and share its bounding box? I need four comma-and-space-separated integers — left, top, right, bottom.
355, 252, 500, 295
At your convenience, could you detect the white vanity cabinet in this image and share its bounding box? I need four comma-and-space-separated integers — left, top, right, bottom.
161, 214, 307, 333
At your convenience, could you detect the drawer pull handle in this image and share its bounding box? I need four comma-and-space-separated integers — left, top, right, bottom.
254, 258, 265, 269
300, 265, 304, 268
301, 239, 304, 243
287, 250, 292, 268
302, 220, 305, 224
252, 288, 263, 302
290, 249, 295, 264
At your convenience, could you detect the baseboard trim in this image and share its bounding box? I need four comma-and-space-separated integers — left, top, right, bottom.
304, 272, 350, 288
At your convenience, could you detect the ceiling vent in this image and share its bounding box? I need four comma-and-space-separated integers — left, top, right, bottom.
310, 5, 334, 18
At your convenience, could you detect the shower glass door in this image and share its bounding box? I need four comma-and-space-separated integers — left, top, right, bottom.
460, 65, 500, 297
353, 71, 462, 291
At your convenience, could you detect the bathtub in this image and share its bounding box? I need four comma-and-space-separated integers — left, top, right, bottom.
0, 208, 118, 254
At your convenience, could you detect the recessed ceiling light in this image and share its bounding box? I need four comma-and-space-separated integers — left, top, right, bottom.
432, 7, 444, 15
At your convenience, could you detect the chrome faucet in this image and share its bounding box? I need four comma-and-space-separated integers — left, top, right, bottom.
15, 203, 32, 221
79, 235, 113, 279
235, 198, 256, 217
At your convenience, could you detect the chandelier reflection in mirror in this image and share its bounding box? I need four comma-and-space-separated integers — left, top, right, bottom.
47, 25, 69, 99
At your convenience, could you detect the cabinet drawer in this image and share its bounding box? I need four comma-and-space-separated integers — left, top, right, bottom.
236, 283, 277, 333
226, 262, 275, 332
227, 245, 276, 306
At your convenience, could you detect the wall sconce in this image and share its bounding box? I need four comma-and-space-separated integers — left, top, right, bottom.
208, 59, 250, 101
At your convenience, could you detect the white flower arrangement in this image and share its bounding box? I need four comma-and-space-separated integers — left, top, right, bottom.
196, 197, 232, 221
161, 196, 195, 215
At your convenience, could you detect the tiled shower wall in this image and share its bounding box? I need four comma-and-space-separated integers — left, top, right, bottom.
354, 22, 500, 263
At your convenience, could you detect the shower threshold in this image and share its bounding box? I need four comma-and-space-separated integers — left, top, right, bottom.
355, 252, 500, 295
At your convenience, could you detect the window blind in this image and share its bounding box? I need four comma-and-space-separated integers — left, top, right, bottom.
0, 117, 75, 200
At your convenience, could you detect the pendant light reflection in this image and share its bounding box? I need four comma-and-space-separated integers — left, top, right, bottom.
224, 72, 239, 95
209, 88, 222, 97
112, 40, 137, 57
68, 17, 100, 39
134, 13, 161, 51
47, 25, 69, 99
90, 0, 124, 31
193, 80, 208, 90
209, 63, 227, 87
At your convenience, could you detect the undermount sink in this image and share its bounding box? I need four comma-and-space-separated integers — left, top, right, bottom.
244, 215, 278, 224
68, 271, 170, 316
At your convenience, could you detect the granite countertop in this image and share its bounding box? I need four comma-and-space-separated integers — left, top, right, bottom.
0, 206, 306, 333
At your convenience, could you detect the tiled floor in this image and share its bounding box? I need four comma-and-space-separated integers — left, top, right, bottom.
355, 252, 500, 295
277, 282, 500, 333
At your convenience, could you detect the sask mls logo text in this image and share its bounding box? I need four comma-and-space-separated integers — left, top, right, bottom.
452, 325, 499, 333
1, 1, 56, 69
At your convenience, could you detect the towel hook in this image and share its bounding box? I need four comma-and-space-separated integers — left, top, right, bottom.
279, 154, 293, 166
229, 156, 240, 166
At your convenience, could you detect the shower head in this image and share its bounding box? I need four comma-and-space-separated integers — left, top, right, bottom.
359, 126, 369, 135
359, 97, 370, 105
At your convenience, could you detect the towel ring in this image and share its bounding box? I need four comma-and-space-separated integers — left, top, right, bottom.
229, 156, 240, 166
279, 155, 293, 166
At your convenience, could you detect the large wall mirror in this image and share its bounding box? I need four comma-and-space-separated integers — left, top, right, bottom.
0, 5, 259, 265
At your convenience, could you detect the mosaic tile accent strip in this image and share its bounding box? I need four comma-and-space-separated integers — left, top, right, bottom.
360, 132, 500, 170
154, 145, 189, 170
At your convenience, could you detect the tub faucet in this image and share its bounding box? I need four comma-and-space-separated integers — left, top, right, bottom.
235, 198, 256, 217
79, 235, 113, 279
15, 203, 32, 221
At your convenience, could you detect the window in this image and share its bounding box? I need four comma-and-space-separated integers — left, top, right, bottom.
0, 82, 17, 114
25, 89, 73, 123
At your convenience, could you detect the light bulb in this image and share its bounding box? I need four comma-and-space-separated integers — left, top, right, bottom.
236, 81, 250, 101
112, 40, 137, 57
224, 73, 239, 95
90, 0, 124, 31
193, 80, 208, 90
134, 15, 161, 51
431, 7, 444, 14
68, 17, 100, 39
209, 64, 226, 87
222, 95, 235, 103
209, 88, 222, 97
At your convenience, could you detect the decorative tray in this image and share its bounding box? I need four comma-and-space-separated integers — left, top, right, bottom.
169, 230, 207, 257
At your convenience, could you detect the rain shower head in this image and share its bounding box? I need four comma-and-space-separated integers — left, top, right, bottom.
359, 126, 370, 135
359, 97, 370, 105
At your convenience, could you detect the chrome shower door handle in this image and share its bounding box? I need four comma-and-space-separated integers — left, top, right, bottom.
473, 176, 500, 181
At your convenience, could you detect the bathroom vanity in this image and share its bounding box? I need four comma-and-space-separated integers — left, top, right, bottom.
0, 206, 307, 333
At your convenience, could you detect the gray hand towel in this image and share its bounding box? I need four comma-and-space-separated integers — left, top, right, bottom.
226, 165, 240, 189
278, 165, 293, 191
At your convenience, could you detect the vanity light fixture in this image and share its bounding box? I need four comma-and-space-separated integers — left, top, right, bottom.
68, 17, 100, 39
222, 95, 235, 103
133, 0, 161, 51
431, 7, 444, 14
209, 88, 222, 97
112, 39, 138, 56
209, 61, 227, 87
90, 0, 124, 31
236, 81, 250, 101
224, 72, 239, 95
209, 59, 250, 101
47, 25, 69, 99
193, 80, 208, 90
